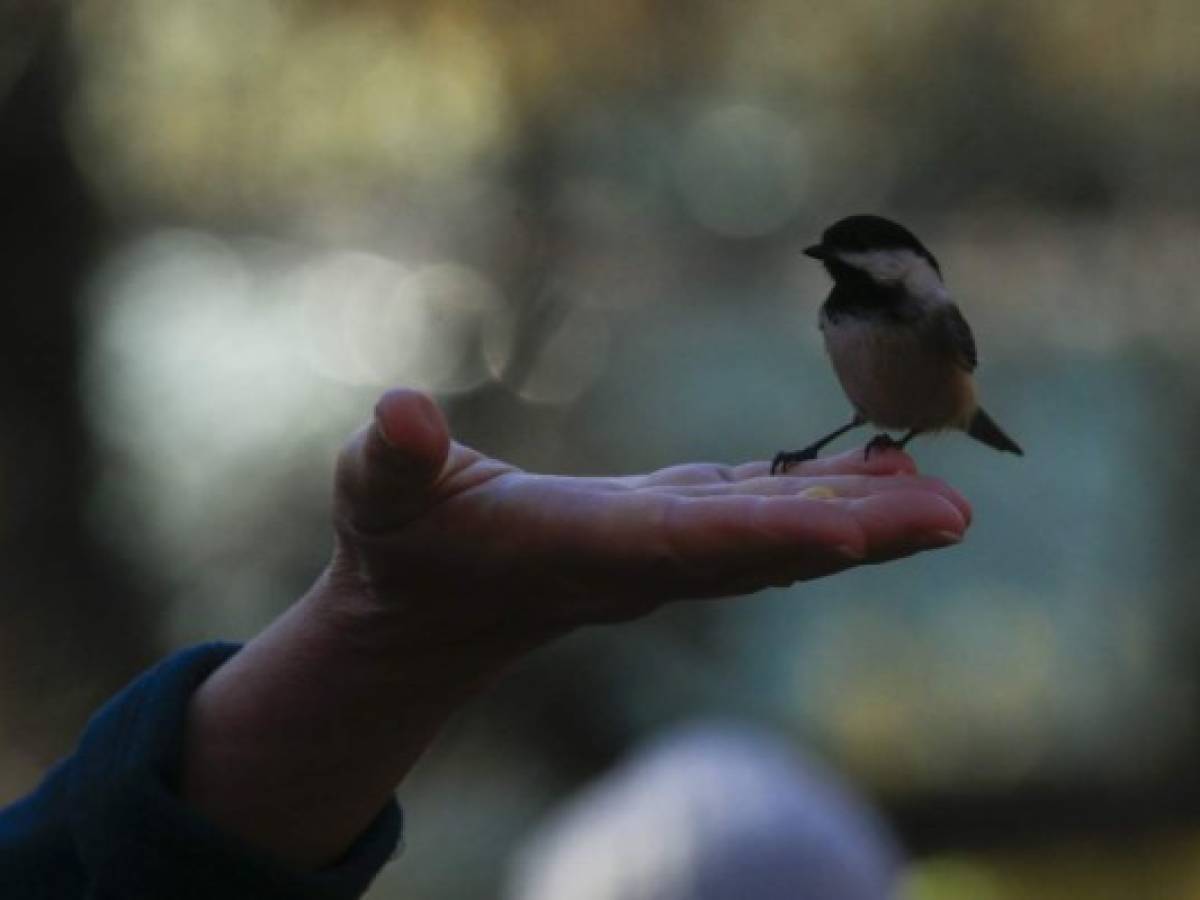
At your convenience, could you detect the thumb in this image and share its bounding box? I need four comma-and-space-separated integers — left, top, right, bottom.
335, 388, 451, 535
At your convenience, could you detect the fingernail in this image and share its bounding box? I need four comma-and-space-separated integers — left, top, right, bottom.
835, 544, 866, 561
372, 401, 398, 449
374, 421, 398, 450
924, 530, 963, 547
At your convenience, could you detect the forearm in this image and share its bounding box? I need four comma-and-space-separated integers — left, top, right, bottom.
179, 567, 492, 870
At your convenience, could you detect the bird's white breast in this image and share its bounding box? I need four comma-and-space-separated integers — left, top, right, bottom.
820, 314, 975, 431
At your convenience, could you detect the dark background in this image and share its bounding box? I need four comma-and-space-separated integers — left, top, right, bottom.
4, 2, 1200, 896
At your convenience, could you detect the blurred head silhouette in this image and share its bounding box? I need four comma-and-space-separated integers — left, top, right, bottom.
505, 722, 902, 900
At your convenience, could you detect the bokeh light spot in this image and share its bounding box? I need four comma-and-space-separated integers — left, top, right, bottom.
676, 104, 810, 238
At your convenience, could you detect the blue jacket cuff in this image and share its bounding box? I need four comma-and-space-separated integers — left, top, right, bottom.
68, 642, 402, 899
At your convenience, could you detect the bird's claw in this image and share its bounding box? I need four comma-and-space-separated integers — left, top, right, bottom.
864, 434, 900, 460
771, 447, 819, 475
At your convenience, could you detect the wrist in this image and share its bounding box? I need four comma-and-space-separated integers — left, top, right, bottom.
181, 563, 488, 868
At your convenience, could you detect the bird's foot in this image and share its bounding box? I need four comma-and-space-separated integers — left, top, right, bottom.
864, 434, 900, 460
771, 447, 819, 475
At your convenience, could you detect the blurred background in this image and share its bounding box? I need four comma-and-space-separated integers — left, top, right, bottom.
3, 0, 1200, 896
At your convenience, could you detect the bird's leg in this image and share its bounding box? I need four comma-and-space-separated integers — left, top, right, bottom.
864, 428, 920, 460
864, 434, 898, 459
771, 414, 866, 475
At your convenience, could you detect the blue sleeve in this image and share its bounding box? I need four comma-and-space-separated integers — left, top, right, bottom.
0, 643, 402, 899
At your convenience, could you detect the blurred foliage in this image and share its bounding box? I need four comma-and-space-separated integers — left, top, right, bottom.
4, 0, 1200, 897
906, 835, 1200, 900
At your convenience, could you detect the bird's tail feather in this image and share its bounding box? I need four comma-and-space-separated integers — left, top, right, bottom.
967, 407, 1023, 455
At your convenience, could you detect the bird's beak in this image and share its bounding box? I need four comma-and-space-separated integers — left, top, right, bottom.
803, 244, 830, 260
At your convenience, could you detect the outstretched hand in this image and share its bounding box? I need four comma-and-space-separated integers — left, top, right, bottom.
184, 387, 971, 870
331, 389, 970, 659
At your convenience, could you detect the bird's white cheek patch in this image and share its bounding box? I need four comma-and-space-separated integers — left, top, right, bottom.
834, 249, 950, 307
903, 257, 950, 307
836, 249, 908, 284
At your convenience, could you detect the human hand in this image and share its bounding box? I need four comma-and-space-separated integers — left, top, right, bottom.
183, 388, 970, 869
329, 389, 970, 676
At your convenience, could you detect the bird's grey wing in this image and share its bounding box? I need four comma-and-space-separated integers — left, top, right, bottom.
932, 303, 978, 372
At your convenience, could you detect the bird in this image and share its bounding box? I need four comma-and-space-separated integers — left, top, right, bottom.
771, 214, 1022, 474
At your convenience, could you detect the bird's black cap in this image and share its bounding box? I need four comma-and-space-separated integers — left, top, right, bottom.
806, 214, 940, 273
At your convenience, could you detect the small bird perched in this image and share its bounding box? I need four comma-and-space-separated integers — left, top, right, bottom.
771, 214, 1022, 474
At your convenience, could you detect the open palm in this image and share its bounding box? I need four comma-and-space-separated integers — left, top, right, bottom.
329, 390, 970, 655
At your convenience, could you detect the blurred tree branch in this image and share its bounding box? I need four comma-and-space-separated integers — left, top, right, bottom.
0, 20, 156, 795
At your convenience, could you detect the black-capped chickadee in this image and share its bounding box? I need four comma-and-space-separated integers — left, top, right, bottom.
771, 214, 1022, 474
